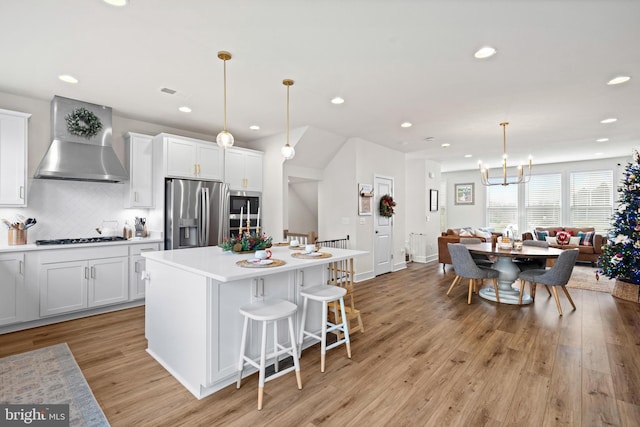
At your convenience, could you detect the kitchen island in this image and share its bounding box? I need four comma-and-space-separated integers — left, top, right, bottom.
142, 245, 367, 399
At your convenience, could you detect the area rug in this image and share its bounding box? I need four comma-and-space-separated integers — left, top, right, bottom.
566, 265, 614, 293
0, 343, 109, 427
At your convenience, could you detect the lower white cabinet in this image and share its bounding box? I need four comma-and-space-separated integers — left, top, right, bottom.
0, 252, 25, 326
39, 246, 129, 317
129, 243, 161, 300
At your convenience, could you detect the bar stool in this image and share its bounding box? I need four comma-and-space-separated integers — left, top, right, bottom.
298, 285, 351, 372
236, 298, 302, 410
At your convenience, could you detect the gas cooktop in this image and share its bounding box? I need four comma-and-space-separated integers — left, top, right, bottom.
35, 236, 128, 245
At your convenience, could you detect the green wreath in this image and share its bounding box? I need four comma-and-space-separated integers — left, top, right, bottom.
65, 107, 103, 138
380, 194, 396, 217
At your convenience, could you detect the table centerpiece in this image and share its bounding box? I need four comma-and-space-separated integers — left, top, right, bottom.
220, 231, 273, 253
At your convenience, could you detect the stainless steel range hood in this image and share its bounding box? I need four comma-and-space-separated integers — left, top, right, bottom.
34, 96, 128, 183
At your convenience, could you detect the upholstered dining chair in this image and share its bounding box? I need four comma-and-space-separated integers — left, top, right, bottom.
517, 248, 579, 315
459, 237, 493, 267
447, 243, 500, 304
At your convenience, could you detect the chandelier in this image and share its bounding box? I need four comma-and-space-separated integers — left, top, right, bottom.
478, 122, 532, 186
216, 51, 234, 148
281, 79, 295, 160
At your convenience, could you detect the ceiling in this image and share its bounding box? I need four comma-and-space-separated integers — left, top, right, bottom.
1, 0, 639, 172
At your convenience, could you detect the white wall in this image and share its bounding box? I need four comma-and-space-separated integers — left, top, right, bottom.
287, 181, 318, 235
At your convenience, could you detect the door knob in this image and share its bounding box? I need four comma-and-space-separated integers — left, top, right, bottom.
375, 230, 379, 233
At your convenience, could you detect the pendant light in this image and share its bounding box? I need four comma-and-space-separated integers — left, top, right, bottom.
216, 51, 234, 147
281, 79, 295, 160
478, 122, 532, 186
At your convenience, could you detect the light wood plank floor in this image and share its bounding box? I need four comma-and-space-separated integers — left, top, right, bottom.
1, 262, 639, 426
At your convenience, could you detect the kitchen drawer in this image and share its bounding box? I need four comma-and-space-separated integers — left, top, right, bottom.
39, 245, 129, 264
129, 243, 161, 256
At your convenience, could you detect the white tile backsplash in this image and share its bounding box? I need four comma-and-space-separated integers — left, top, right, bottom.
0, 179, 150, 243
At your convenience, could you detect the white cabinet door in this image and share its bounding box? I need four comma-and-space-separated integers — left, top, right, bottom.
88, 256, 129, 307
166, 137, 197, 178
197, 143, 223, 181
39, 261, 88, 316
243, 151, 263, 192
0, 253, 24, 326
224, 148, 263, 191
125, 133, 154, 208
0, 109, 30, 206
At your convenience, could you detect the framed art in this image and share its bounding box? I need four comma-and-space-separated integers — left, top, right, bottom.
454, 183, 474, 205
358, 183, 373, 215
429, 189, 438, 212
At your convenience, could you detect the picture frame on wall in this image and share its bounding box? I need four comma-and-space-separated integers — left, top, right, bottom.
358, 183, 373, 215
454, 183, 474, 205
429, 189, 438, 212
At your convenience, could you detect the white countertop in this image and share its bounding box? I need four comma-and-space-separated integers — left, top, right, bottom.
0, 237, 163, 253
143, 245, 367, 282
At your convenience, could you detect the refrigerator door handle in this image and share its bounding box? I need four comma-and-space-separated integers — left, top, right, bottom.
200, 187, 210, 246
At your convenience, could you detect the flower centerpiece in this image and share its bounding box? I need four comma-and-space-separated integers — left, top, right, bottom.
220, 231, 273, 253
379, 194, 396, 217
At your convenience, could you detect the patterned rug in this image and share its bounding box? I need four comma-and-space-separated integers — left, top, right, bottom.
0, 343, 109, 426
566, 265, 614, 293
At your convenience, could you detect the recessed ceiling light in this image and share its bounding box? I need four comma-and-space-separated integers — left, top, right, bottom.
594, 152, 604, 156
464, 154, 473, 158
103, 0, 128, 6
400, 122, 412, 128
178, 106, 191, 113
600, 118, 617, 124
607, 76, 631, 85
58, 74, 78, 84
596, 138, 609, 142
474, 46, 497, 59
441, 143, 450, 148
249, 125, 260, 131
331, 97, 344, 105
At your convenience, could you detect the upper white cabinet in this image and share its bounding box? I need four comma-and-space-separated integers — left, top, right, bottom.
124, 132, 154, 208
0, 109, 31, 206
158, 133, 223, 181
224, 147, 263, 192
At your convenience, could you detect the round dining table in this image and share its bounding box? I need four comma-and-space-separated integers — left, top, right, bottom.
463, 242, 564, 305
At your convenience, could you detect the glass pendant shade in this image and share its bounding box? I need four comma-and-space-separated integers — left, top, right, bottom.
216, 130, 234, 147
281, 144, 295, 160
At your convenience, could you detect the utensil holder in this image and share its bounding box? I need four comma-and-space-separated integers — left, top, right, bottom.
8, 229, 27, 245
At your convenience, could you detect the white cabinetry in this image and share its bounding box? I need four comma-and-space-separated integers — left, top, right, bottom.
39, 246, 129, 317
224, 147, 263, 191
129, 242, 161, 300
159, 134, 223, 181
0, 109, 31, 206
124, 132, 154, 208
0, 253, 25, 326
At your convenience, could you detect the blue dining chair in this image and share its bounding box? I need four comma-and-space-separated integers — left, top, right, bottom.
517, 249, 579, 314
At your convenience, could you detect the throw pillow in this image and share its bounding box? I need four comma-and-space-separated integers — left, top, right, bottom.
535, 230, 549, 240
474, 229, 492, 240
459, 228, 473, 237
569, 236, 581, 245
545, 236, 557, 245
556, 231, 571, 245
578, 231, 594, 246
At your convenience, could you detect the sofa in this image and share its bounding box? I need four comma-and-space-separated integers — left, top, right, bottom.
438, 228, 501, 271
522, 226, 605, 265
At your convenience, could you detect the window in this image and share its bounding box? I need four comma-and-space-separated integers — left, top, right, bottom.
487, 184, 518, 232
525, 173, 562, 231
570, 170, 613, 233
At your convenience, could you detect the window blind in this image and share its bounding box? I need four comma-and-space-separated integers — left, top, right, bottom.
487, 184, 518, 231
525, 173, 562, 231
569, 170, 613, 233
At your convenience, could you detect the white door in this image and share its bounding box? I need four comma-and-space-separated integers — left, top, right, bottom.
374, 175, 394, 276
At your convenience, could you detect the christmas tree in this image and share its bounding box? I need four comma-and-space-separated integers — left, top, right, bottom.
598, 149, 640, 285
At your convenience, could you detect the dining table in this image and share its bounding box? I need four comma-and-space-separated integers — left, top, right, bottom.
463, 242, 564, 305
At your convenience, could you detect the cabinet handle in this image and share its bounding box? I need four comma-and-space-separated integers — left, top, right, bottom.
134, 191, 138, 202
197, 164, 201, 176
134, 260, 140, 273
260, 278, 265, 296
19, 186, 24, 200
91, 266, 96, 278
299, 271, 304, 286
85, 267, 89, 279
140, 248, 154, 252
194, 164, 198, 176
19, 260, 23, 275
253, 279, 259, 297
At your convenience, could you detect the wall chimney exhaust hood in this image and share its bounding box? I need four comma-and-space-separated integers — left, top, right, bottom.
34, 96, 128, 183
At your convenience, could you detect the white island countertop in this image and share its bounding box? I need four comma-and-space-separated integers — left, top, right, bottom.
143, 245, 367, 282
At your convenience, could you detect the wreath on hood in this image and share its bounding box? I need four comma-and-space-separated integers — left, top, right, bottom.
65, 107, 103, 139
379, 194, 396, 217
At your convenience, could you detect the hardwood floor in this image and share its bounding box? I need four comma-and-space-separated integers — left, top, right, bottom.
2, 261, 640, 426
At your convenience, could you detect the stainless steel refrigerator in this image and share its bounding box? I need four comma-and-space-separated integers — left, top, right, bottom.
165, 179, 229, 250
